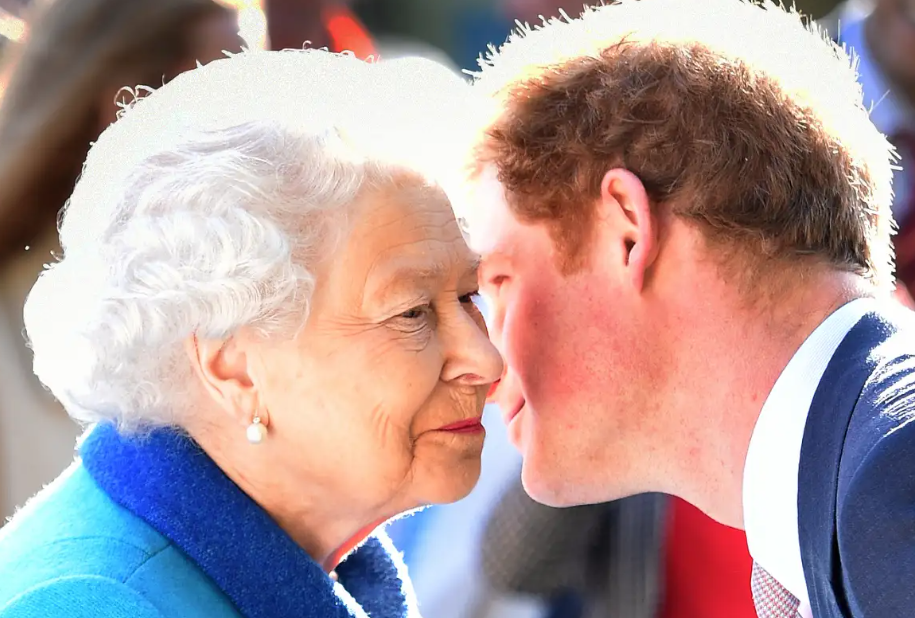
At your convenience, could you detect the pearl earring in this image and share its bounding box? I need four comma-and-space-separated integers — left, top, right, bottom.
246, 414, 267, 444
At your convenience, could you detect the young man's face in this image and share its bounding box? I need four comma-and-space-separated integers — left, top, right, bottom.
464, 167, 665, 507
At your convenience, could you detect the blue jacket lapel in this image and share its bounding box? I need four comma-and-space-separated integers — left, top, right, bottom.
797, 311, 892, 617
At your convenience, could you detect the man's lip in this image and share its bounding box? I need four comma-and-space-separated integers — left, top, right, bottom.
487, 380, 500, 401
503, 399, 525, 425
437, 417, 484, 432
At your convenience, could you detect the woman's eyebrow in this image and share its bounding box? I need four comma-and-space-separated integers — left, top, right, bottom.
363, 259, 448, 304
374, 261, 449, 285
365, 255, 481, 304
464, 255, 482, 281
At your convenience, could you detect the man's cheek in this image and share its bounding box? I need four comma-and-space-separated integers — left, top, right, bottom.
502, 301, 547, 375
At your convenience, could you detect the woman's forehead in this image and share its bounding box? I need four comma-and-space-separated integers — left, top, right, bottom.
337, 182, 479, 289
351, 181, 459, 243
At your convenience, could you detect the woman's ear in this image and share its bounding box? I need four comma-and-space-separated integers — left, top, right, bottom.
184, 332, 259, 427
597, 168, 658, 291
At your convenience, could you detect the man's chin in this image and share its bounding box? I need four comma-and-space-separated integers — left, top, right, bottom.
519, 445, 626, 507
519, 456, 581, 508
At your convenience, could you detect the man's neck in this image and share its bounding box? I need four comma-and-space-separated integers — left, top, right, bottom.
661, 270, 871, 528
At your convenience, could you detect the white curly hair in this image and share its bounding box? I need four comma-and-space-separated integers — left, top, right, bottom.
23, 49, 471, 430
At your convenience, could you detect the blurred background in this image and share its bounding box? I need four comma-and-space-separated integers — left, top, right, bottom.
2, 1, 911, 617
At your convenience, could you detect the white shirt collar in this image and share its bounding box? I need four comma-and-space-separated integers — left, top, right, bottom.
742, 298, 874, 612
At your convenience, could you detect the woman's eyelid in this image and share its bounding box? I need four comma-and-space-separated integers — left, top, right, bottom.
397, 302, 432, 320
395, 282, 482, 317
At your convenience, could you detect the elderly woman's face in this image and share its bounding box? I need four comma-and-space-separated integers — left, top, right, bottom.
254, 180, 503, 514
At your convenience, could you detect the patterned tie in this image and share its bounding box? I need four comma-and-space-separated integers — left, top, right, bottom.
751, 561, 801, 618
892, 132, 915, 294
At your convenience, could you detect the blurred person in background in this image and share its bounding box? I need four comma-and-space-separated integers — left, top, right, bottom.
263, 0, 375, 58
0, 4, 24, 57
453, 0, 589, 72
0, 0, 245, 522
499, 0, 590, 22
481, 486, 758, 618
822, 0, 915, 303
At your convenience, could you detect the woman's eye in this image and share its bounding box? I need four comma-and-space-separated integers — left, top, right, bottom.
459, 291, 481, 304
399, 305, 429, 320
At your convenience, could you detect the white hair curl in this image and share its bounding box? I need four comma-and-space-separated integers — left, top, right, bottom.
23, 49, 472, 430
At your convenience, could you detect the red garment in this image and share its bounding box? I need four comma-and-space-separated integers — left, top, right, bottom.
263, 1, 375, 60
322, 5, 376, 60
657, 497, 757, 618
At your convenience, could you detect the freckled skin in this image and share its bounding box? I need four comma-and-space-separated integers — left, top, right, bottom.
252, 178, 503, 531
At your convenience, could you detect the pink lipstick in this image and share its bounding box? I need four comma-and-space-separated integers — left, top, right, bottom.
437, 417, 485, 433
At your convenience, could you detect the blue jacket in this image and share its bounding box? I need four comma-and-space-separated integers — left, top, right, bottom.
0, 424, 419, 617
799, 307, 915, 617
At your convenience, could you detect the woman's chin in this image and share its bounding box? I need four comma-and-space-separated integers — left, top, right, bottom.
419, 457, 483, 505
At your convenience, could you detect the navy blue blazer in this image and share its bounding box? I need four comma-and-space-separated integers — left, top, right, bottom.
799, 306, 915, 617
0, 424, 419, 617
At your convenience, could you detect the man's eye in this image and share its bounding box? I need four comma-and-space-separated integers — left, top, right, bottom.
489, 275, 507, 287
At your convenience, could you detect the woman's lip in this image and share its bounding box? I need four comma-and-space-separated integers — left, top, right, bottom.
437, 417, 485, 432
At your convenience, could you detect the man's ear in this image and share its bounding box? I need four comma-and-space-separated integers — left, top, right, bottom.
184, 332, 262, 427
596, 168, 658, 291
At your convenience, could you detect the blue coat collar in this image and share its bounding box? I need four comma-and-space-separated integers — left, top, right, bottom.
80, 424, 417, 618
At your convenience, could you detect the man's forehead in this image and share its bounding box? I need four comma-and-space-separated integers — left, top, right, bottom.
456, 166, 513, 256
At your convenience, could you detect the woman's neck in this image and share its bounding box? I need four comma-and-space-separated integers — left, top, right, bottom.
186, 419, 393, 572
323, 519, 390, 572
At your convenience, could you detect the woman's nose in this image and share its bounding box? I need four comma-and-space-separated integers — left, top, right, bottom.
441, 313, 505, 386
466, 336, 504, 386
